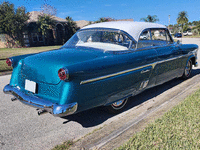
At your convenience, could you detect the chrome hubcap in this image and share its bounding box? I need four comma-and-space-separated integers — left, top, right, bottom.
185, 61, 191, 77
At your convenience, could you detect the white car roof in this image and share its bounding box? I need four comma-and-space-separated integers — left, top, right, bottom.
82, 21, 167, 42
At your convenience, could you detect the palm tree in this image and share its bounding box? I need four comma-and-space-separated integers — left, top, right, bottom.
140, 15, 159, 23
193, 24, 200, 35
65, 16, 78, 41
37, 14, 56, 45
95, 17, 109, 23
177, 11, 188, 37
173, 24, 181, 34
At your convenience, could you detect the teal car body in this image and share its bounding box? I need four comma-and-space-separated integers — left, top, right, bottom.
3, 21, 198, 117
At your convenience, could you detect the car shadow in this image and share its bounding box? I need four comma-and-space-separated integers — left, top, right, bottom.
62, 68, 200, 127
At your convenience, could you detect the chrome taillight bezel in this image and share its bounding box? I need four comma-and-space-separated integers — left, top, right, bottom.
6, 58, 12, 66
58, 68, 69, 81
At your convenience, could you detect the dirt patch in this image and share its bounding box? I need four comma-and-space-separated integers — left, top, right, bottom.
0, 41, 6, 48
0, 71, 12, 76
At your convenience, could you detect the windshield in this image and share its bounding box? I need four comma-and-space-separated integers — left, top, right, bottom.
62, 29, 133, 51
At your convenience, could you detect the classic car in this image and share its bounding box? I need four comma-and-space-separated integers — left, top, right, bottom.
3, 21, 198, 117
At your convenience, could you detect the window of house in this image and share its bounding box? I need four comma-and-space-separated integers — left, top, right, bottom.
38, 33, 43, 42
23, 34, 28, 39
31, 33, 44, 42
32, 33, 37, 42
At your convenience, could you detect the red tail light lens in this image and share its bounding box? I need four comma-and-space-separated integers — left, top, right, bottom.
58, 68, 69, 80
6, 58, 12, 66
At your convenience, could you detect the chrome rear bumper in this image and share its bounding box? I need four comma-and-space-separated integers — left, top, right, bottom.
3, 84, 78, 117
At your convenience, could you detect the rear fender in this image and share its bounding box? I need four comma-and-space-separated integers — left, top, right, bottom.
10, 53, 36, 68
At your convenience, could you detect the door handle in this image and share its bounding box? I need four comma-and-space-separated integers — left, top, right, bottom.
141, 69, 150, 74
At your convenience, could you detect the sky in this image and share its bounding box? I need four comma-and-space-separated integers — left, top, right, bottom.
3, 0, 200, 25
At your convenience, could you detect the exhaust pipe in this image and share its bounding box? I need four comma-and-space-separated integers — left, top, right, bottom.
37, 109, 48, 116
11, 97, 17, 101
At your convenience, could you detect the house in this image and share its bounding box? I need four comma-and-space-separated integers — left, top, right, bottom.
24, 12, 134, 47
75, 20, 90, 28
24, 11, 70, 47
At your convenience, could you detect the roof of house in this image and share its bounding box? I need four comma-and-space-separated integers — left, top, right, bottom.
116, 19, 134, 21
27, 11, 67, 23
75, 20, 90, 28
82, 21, 166, 42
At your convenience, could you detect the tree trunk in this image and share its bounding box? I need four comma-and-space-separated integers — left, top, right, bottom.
182, 24, 183, 38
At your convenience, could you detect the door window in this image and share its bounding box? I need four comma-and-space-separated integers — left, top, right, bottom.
137, 30, 151, 48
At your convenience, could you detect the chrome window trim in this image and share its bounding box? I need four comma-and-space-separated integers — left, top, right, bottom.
80, 52, 194, 85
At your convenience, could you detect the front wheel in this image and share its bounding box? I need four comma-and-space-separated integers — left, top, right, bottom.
182, 59, 192, 79
105, 98, 128, 114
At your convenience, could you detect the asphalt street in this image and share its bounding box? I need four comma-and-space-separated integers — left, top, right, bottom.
0, 38, 200, 150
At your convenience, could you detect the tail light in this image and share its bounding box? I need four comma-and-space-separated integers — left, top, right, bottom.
6, 58, 12, 66
58, 68, 69, 81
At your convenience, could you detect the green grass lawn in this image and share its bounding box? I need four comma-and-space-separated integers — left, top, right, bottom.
173, 35, 200, 38
183, 35, 200, 38
118, 89, 200, 150
0, 45, 61, 73
0, 45, 61, 60
0, 60, 12, 72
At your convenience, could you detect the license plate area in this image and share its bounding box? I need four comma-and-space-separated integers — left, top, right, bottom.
25, 79, 36, 93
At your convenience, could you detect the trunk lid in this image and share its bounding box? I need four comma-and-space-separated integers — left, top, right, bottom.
22, 48, 106, 84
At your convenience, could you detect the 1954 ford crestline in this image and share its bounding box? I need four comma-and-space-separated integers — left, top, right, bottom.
3, 21, 198, 117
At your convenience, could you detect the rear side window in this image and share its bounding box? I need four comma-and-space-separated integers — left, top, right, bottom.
150, 29, 173, 46
137, 28, 173, 49
151, 29, 167, 46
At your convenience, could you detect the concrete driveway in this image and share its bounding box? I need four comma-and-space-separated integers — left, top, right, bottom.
0, 38, 200, 150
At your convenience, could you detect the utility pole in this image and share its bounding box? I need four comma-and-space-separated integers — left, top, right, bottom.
168, 15, 170, 30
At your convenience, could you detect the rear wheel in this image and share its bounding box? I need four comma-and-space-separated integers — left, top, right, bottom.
182, 59, 192, 79
106, 98, 128, 113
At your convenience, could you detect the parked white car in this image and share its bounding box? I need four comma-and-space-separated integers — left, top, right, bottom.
183, 31, 193, 36
187, 31, 193, 36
